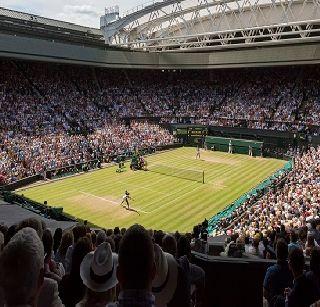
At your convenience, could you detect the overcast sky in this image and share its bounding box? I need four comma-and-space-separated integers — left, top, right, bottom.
1, 0, 143, 28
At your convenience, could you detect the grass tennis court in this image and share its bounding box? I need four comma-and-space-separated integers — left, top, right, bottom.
16, 147, 286, 232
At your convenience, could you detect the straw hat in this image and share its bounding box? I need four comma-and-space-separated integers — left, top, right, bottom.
152, 244, 178, 307
80, 242, 118, 292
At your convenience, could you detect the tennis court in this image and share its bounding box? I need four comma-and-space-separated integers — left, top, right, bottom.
16, 147, 285, 232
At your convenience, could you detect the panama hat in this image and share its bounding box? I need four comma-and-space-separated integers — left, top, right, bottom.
80, 242, 118, 292
152, 244, 178, 307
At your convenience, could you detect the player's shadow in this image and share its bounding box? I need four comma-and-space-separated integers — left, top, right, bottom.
126, 207, 141, 216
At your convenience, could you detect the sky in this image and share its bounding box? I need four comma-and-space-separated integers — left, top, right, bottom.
1, 0, 144, 28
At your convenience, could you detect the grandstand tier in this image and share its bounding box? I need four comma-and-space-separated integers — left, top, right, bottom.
1, 6, 320, 307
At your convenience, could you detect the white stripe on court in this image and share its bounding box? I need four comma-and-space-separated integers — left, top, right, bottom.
142, 183, 203, 214
80, 191, 119, 205
80, 191, 149, 214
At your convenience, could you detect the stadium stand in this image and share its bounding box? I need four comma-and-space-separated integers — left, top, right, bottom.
1, 7, 320, 306
0, 60, 320, 185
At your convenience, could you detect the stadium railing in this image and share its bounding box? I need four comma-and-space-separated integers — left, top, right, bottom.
207, 160, 293, 234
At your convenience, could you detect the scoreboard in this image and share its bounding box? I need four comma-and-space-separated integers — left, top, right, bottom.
173, 126, 208, 145
187, 127, 208, 137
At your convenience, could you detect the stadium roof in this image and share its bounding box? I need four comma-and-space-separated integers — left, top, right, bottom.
101, 0, 320, 52
0, 7, 106, 48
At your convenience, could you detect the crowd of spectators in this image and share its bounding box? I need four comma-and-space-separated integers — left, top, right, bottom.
0, 219, 205, 307
1, 61, 320, 184
216, 146, 320, 238
0, 121, 174, 184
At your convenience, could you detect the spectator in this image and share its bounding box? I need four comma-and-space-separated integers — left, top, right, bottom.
0, 228, 44, 307
59, 236, 92, 307
286, 248, 318, 307
106, 237, 116, 253
162, 234, 177, 257
17, 218, 43, 238
53, 228, 63, 254
10, 219, 63, 307
288, 231, 301, 253
263, 239, 293, 306
306, 248, 320, 300
152, 243, 190, 307
77, 242, 118, 306
177, 236, 205, 307
65, 225, 87, 273
42, 229, 64, 281
55, 231, 74, 269
305, 235, 317, 257
107, 224, 156, 307
96, 230, 107, 247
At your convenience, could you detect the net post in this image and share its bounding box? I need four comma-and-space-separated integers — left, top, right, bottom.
202, 171, 205, 184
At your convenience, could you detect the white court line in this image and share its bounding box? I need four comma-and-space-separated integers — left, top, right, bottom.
80, 191, 119, 205
146, 184, 203, 214
117, 179, 167, 195
80, 191, 149, 214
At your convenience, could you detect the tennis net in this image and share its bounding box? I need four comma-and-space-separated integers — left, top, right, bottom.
148, 164, 204, 183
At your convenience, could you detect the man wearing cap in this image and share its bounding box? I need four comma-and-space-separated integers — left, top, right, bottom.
108, 224, 156, 307
77, 242, 118, 306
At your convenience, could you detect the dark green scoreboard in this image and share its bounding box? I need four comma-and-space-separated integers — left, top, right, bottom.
174, 126, 208, 144
187, 127, 208, 137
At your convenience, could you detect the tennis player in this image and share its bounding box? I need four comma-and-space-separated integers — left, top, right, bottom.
196, 145, 201, 159
120, 190, 132, 209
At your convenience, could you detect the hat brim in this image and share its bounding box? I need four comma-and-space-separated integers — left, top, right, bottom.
80, 252, 118, 292
153, 252, 178, 306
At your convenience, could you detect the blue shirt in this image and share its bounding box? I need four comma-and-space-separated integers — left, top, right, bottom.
264, 262, 293, 303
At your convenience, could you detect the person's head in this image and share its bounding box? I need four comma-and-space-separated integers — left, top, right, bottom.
276, 239, 288, 262
310, 248, 320, 274
106, 229, 113, 237
53, 228, 62, 253
177, 235, 191, 259
121, 228, 126, 236
117, 224, 155, 290
154, 230, 164, 246
96, 230, 107, 246
42, 229, 53, 258
80, 242, 118, 304
290, 231, 298, 243
105, 237, 115, 252
162, 234, 177, 257
58, 231, 74, 257
17, 218, 43, 238
289, 248, 305, 278
114, 234, 122, 254
114, 227, 120, 236
72, 225, 87, 244
0, 228, 44, 306
70, 236, 92, 277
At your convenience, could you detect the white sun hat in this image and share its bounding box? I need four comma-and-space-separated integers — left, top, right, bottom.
80, 242, 118, 292
152, 244, 178, 307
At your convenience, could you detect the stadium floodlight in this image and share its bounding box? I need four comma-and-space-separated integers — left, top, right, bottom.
100, 6, 120, 30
